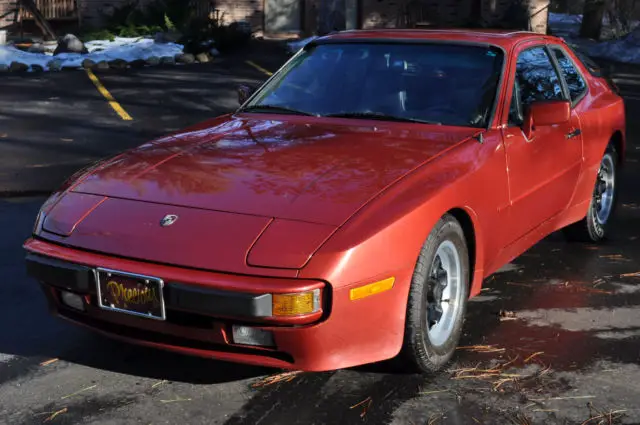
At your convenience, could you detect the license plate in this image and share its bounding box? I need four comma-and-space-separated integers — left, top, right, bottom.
95, 268, 166, 320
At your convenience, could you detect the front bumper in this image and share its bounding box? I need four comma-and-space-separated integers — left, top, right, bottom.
24, 238, 411, 371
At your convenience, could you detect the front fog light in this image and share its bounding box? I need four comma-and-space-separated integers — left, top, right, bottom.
60, 291, 85, 311
272, 288, 321, 316
232, 325, 275, 347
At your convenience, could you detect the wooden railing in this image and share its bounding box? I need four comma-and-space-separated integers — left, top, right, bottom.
20, 0, 77, 21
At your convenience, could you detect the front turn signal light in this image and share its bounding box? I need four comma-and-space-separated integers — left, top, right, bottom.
272, 289, 321, 316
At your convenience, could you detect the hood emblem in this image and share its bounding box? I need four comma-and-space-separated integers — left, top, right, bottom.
160, 214, 179, 227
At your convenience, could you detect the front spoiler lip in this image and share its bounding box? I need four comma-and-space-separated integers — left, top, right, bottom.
23, 238, 327, 326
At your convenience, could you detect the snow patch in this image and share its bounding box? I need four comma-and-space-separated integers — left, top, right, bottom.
0, 36, 184, 71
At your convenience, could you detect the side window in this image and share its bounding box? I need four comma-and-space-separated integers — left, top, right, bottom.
551, 47, 588, 103
515, 46, 565, 108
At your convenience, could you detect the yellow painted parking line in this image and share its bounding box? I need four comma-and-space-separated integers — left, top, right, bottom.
85, 69, 133, 121
245, 60, 273, 76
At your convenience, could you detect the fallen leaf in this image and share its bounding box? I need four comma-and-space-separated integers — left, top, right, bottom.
160, 396, 191, 403
151, 380, 168, 389
524, 352, 544, 363
61, 384, 97, 400
499, 310, 517, 321
43, 408, 67, 422
40, 358, 58, 366
529, 395, 595, 401
506, 282, 533, 288
350, 396, 372, 409
251, 371, 302, 388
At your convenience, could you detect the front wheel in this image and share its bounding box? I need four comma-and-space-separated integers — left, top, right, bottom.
401, 214, 470, 374
563, 144, 619, 243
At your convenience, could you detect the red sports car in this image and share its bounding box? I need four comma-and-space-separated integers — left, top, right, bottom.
24, 30, 625, 373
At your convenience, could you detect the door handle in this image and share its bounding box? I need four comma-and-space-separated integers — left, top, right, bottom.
566, 128, 582, 139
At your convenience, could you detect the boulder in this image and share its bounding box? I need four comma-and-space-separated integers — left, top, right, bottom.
210, 47, 220, 57
108, 59, 128, 70
130, 59, 146, 68
146, 56, 160, 66
154, 31, 181, 44
82, 59, 96, 69
95, 61, 109, 70
47, 59, 63, 71
53, 34, 88, 55
195, 52, 210, 63
9, 62, 28, 72
175, 53, 195, 64
27, 43, 45, 54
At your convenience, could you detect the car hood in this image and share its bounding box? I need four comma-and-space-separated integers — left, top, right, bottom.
69, 115, 478, 226
39, 115, 478, 273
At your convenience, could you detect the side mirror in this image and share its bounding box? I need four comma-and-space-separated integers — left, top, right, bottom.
522, 100, 571, 139
237, 84, 257, 105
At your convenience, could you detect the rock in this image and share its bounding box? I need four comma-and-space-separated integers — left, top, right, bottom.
53, 34, 88, 55
0, 64, 9, 72
209, 47, 220, 57
175, 53, 195, 64
9, 62, 28, 72
47, 59, 63, 71
146, 56, 160, 66
42, 41, 58, 54
82, 59, 96, 69
130, 59, 146, 68
155, 31, 181, 44
27, 43, 45, 54
108, 59, 128, 70
160, 56, 175, 65
195, 52, 210, 63
95, 61, 109, 70
31, 64, 44, 72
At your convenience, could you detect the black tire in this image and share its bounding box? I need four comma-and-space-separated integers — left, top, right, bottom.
563, 143, 619, 243
400, 213, 470, 374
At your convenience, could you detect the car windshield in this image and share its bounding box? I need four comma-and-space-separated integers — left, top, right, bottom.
242, 41, 504, 128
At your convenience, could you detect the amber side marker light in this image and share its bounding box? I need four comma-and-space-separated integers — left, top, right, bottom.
272, 289, 321, 316
349, 277, 395, 301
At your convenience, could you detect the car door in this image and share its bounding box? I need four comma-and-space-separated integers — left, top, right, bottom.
502, 43, 584, 244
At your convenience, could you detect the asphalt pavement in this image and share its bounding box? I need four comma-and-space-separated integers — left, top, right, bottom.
1, 42, 640, 425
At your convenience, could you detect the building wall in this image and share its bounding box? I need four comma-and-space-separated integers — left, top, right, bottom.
215, 0, 264, 30
0, 0, 17, 29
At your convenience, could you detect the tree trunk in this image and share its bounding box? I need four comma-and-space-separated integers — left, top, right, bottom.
580, 0, 607, 40
529, 0, 550, 34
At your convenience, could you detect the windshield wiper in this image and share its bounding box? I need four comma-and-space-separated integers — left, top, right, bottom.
324, 112, 440, 125
239, 104, 316, 116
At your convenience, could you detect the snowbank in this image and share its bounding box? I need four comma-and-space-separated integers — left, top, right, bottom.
586, 29, 640, 64
0, 36, 184, 71
550, 12, 640, 65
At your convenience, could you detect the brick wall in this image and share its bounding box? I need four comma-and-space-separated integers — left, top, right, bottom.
360, 0, 548, 31
0, 0, 17, 29
215, 0, 264, 30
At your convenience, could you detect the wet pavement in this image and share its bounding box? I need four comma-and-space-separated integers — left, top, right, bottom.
1, 45, 640, 424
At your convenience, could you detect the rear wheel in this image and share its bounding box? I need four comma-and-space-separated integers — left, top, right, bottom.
401, 214, 470, 374
563, 144, 619, 243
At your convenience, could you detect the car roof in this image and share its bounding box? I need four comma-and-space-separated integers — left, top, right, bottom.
317, 29, 565, 50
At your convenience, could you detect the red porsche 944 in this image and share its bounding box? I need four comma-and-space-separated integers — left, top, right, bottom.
24, 30, 625, 373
